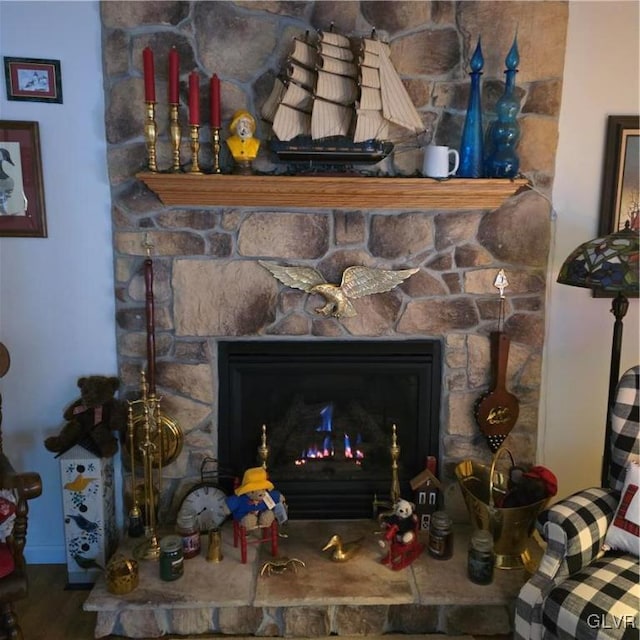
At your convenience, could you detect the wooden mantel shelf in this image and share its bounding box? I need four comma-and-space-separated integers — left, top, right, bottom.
137, 172, 529, 210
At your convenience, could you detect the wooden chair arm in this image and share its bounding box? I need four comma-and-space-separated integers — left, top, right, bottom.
0, 453, 42, 501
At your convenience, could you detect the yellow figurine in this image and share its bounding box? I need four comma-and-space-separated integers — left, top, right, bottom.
226, 110, 260, 174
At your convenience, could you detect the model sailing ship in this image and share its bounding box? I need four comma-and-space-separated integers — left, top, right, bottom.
261, 29, 426, 166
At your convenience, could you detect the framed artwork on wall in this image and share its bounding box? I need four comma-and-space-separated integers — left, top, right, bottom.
598, 115, 639, 235
3, 56, 63, 104
0, 120, 47, 238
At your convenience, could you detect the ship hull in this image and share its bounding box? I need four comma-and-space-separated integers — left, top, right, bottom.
270, 137, 393, 166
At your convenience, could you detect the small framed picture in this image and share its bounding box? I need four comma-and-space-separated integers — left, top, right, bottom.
3, 56, 63, 104
0, 120, 47, 238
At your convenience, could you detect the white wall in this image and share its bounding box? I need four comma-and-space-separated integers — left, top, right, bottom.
542, 0, 640, 498
0, 1, 117, 562
0, 1, 638, 562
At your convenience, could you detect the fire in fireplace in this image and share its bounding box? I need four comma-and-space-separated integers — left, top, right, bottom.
218, 340, 442, 519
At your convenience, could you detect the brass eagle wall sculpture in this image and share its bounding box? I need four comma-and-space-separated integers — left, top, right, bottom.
259, 261, 419, 318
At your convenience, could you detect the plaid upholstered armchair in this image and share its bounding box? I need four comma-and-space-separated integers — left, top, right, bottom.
515, 365, 639, 640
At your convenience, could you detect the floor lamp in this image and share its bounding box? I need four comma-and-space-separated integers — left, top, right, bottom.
557, 222, 639, 487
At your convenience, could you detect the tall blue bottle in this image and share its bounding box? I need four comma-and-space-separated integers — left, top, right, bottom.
458, 38, 484, 178
485, 36, 521, 178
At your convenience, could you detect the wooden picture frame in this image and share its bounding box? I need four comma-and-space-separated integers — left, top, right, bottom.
598, 115, 639, 235
0, 120, 47, 238
596, 115, 639, 298
3, 56, 63, 104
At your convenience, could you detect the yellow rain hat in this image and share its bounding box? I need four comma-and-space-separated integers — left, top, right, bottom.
234, 466, 274, 495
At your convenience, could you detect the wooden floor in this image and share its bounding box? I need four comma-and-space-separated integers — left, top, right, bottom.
16, 564, 98, 640
15, 564, 511, 640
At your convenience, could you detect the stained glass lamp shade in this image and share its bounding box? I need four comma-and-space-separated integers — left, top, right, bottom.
557, 222, 639, 486
557, 223, 639, 292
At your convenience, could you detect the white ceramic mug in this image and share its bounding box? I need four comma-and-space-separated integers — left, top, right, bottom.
423, 145, 460, 178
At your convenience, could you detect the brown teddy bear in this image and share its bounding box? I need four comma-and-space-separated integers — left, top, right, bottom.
44, 375, 126, 458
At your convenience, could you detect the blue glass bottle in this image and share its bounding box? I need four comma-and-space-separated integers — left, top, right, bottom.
458, 38, 484, 178
485, 35, 521, 178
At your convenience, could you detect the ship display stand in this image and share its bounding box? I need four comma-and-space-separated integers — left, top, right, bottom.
60, 444, 118, 587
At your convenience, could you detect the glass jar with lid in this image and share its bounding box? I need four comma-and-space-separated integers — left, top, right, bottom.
176, 510, 200, 559
428, 511, 453, 559
467, 529, 494, 584
159, 535, 184, 581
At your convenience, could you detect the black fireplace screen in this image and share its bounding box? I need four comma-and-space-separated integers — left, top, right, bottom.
218, 340, 441, 519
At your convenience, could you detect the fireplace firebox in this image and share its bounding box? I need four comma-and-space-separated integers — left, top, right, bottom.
218, 340, 442, 519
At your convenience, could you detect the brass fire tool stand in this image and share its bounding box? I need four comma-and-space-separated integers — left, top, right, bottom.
126, 237, 184, 559
144, 101, 158, 172
169, 103, 181, 172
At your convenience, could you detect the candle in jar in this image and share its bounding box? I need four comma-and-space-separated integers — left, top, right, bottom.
143, 47, 156, 102
210, 74, 221, 128
188, 71, 200, 125
168, 47, 179, 104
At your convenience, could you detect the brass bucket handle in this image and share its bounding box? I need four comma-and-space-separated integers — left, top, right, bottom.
488, 446, 515, 508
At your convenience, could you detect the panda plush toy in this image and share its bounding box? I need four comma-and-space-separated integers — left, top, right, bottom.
380, 498, 418, 545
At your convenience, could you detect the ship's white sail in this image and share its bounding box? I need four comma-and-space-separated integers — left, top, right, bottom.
262, 29, 425, 160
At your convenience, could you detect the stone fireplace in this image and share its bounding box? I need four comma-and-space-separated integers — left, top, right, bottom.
101, 1, 567, 522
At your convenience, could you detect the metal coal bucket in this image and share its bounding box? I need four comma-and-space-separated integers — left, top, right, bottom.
455, 448, 548, 570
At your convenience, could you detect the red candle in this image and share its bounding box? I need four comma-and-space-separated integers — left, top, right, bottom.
189, 71, 200, 125
168, 47, 179, 104
142, 47, 155, 102
210, 74, 221, 128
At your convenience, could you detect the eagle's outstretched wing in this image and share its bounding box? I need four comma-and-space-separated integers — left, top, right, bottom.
259, 261, 327, 292
340, 266, 419, 300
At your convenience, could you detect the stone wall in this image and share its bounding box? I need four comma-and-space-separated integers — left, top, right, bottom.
101, 1, 568, 518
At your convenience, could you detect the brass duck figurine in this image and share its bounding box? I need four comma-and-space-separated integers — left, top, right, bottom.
321, 534, 365, 562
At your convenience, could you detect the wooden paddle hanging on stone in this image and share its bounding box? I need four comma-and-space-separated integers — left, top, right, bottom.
474, 270, 520, 453
475, 331, 520, 452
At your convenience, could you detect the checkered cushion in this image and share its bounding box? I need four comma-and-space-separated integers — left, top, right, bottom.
542, 552, 639, 640
610, 366, 640, 492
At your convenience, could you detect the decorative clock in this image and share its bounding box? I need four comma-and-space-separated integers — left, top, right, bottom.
176, 459, 234, 531
177, 483, 229, 531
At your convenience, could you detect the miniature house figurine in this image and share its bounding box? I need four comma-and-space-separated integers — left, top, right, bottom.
410, 457, 440, 531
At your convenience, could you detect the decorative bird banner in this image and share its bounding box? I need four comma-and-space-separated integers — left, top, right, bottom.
259, 261, 418, 318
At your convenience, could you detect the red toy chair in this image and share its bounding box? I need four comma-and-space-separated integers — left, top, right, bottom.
232, 519, 278, 564
381, 521, 424, 570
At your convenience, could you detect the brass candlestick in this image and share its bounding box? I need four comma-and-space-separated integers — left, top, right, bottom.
169, 103, 181, 172
211, 127, 222, 174
144, 101, 158, 172
189, 124, 203, 174
390, 423, 401, 504
258, 424, 269, 469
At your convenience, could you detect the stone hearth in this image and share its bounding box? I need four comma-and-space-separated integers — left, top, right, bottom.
85, 520, 528, 638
